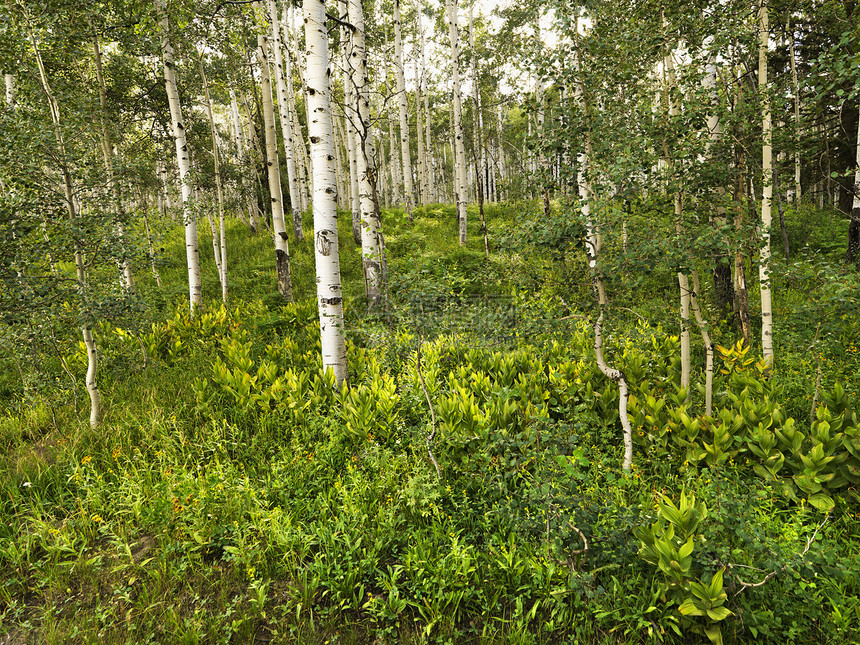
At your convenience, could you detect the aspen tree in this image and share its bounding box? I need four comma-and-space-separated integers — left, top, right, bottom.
759, 2, 773, 367
197, 50, 228, 302
787, 19, 802, 203
158, 0, 202, 314
347, 0, 385, 310
393, 0, 414, 217
446, 0, 469, 245
92, 33, 135, 293
414, 53, 427, 207
421, 27, 436, 204
662, 50, 691, 393
257, 35, 294, 300
339, 0, 362, 243
268, 0, 304, 242
304, 0, 348, 386
287, 5, 312, 212
24, 17, 101, 427
469, 6, 489, 255
230, 89, 259, 234
573, 16, 632, 472
4, 73, 14, 106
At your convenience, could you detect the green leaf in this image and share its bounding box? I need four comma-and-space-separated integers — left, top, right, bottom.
704, 624, 724, 645
678, 599, 706, 617
807, 492, 835, 512
707, 606, 733, 621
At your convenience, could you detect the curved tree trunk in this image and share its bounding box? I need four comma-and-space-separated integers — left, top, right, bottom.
28, 23, 101, 427
574, 19, 632, 472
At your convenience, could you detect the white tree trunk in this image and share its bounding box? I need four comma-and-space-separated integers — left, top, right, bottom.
4, 73, 14, 107
574, 21, 632, 472
268, 0, 303, 242
339, 0, 362, 243
93, 34, 135, 293
414, 53, 427, 207
348, 0, 385, 309
198, 51, 228, 302
230, 90, 258, 233
393, 0, 414, 216
788, 21, 802, 203
304, 0, 348, 387
387, 110, 401, 205
288, 5, 312, 212
421, 28, 436, 204
28, 26, 101, 428
759, 2, 774, 367
446, 0, 469, 245
258, 35, 294, 301
663, 51, 691, 392
689, 271, 714, 416
158, 0, 202, 313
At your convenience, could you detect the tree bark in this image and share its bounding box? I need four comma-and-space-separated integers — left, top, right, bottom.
574, 23, 632, 472
759, 2, 774, 367
158, 0, 202, 313
28, 23, 101, 427
304, 0, 348, 387
93, 32, 135, 293
348, 0, 385, 310
393, 0, 414, 218
258, 35, 293, 301
268, 0, 303, 243
446, 0, 469, 245
197, 50, 228, 302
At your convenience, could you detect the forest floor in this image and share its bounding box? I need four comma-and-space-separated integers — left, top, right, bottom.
1, 200, 859, 644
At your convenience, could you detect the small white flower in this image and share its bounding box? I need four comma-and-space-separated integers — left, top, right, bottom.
22, 482, 32, 488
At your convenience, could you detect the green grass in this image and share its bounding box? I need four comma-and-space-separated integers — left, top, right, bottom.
1, 200, 859, 643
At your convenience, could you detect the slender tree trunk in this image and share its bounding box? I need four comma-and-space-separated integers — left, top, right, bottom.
848, 101, 860, 262
158, 0, 202, 313
788, 19, 802, 203
446, 0, 469, 245
268, 0, 303, 243
759, 3, 774, 367
28, 25, 101, 427
230, 90, 258, 234
137, 188, 163, 287
4, 73, 14, 106
198, 51, 228, 302
348, 0, 385, 310
393, 0, 414, 218
258, 35, 294, 301
414, 53, 425, 208
574, 23, 632, 472
304, 0, 348, 387
421, 28, 436, 204
93, 33, 135, 293
387, 109, 401, 206
287, 5, 312, 212
689, 271, 714, 416
338, 0, 362, 244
